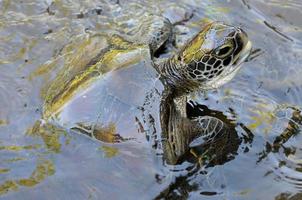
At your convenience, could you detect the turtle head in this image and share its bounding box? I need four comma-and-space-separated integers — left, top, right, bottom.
167, 22, 252, 91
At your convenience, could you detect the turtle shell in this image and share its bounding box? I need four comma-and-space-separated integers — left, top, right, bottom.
43, 33, 164, 143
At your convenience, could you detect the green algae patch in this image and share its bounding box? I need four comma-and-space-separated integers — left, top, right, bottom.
235, 188, 252, 196
247, 103, 276, 134
0, 168, 10, 174
52, 0, 72, 16
1, 0, 11, 13
0, 160, 55, 196
205, 5, 230, 16
0, 144, 41, 152
27, 121, 69, 153
2, 157, 26, 163
0, 119, 8, 126
0, 181, 18, 196
100, 145, 119, 158
17, 160, 55, 187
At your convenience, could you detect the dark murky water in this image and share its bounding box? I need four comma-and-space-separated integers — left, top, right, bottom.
1, 0, 302, 199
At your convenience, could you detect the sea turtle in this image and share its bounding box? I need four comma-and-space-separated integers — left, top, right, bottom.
39, 8, 252, 163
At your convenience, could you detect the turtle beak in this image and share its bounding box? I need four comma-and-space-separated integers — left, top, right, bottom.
233, 29, 252, 66
233, 40, 252, 66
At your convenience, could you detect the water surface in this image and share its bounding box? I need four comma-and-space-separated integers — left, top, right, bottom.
0, 0, 302, 199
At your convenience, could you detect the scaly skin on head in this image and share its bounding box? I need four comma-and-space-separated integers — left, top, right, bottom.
158, 22, 252, 96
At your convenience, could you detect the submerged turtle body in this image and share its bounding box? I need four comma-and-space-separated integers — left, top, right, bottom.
45, 39, 161, 141
42, 8, 252, 157
43, 14, 172, 119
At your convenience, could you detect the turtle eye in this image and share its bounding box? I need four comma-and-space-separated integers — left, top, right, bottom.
215, 45, 233, 58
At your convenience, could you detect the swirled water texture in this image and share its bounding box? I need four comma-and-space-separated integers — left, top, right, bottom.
0, 0, 302, 199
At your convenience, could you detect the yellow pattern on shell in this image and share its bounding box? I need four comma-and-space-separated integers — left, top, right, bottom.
42, 34, 147, 118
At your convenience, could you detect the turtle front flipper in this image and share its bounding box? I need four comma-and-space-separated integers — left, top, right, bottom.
187, 116, 239, 167
160, 95, 240, 166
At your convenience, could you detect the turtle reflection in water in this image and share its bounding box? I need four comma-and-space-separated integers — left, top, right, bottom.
156, 101, 249, 199
161, 99, 243, 166
40, 14, 252, 165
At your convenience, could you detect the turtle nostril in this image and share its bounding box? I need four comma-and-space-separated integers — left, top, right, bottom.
239, 28, 248, 38
227, 31, 236, 38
